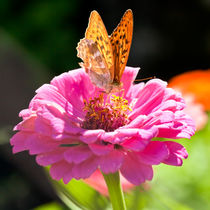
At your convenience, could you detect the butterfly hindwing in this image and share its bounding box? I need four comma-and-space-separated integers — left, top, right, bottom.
110, 9, 133, 83
77, 38, 111, 88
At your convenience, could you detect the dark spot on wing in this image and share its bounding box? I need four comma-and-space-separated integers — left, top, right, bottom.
122, 49, 127, 55
106, 50, 110, 55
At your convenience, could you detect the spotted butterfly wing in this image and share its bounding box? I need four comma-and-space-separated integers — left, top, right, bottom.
110, 9, 133, 85
85, 10, 114, 80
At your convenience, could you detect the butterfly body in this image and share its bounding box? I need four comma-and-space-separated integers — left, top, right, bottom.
77, 9, 133, 93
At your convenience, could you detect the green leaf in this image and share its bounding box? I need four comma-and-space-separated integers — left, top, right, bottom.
34, 202, 66, 210
45, 169, 109, 210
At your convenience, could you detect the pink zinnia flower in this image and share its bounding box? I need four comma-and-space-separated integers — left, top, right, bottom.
10, 67, 195, 185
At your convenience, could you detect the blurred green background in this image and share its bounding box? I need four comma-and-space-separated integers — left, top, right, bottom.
0, 0, 210, 209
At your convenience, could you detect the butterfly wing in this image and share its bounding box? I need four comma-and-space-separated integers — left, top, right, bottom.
110, 9, 133, 84
77, 38, 111, 89
85, 10, 114, 81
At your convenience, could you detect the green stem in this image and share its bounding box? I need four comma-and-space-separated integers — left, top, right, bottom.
102, 171, 127, 210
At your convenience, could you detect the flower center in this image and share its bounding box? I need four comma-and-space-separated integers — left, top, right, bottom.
82, 94, 132, 132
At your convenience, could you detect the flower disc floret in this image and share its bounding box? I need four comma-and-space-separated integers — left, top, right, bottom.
82, 94, 131, 132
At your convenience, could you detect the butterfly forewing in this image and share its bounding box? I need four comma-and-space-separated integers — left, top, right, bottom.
85, 10, 114, 80
110, 9, 133, 84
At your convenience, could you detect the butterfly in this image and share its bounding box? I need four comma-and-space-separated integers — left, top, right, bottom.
77, 9, 133, 93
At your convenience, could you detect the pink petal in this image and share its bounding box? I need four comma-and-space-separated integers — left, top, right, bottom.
33, 103, 86, 138
102, 128, 157, 145
162, 141, 188, 166
62, 170, 74, 184
88, 142, 114, 155
10, 132, 30, 153
125, 83, 145, 104
121, 137, 147, 151
50, 69, 96, 112
71, 156, 99, 180
156, 99, 180, 112
64, 145, 92, 164
36, 149, 65, 166
121, 66, 140, 96
137, 141, 169, 165
14, 115, 36, 131
34, 115, 53, 136
19, 109, 33, 119
34, 84, 67, 108
50, 161, 73, 181
99, 150, 124, 173
161, 87, 185, 111
142, 110, 174, 128
120, 153, 153, 185
79, 129, 105, 144
124, 115, 147, 128
37, 103, 81, 132
33, 84, 84, 119
129, 79, 168, 119
25, 134, 59, 155
120, 127, 158, 151
157, 112, 195, 139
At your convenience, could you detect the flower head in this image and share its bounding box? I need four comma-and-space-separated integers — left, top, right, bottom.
10, 67, 195, 185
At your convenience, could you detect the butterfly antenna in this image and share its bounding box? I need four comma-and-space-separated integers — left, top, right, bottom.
134, 76, 156, 83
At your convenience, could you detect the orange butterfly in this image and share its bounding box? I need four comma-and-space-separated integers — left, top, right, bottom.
77, 9, 133, 93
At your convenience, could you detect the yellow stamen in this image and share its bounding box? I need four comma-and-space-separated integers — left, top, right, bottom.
82, 94, 131, 131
